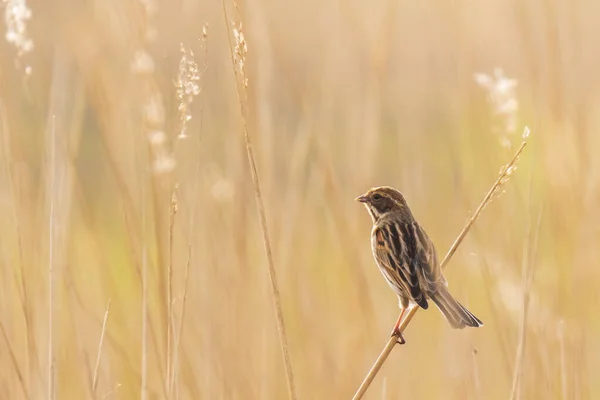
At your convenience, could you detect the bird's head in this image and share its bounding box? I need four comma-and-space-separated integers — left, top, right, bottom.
355, 186, 411, 223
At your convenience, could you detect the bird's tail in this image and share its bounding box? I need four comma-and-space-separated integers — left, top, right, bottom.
430, 285, 483, 329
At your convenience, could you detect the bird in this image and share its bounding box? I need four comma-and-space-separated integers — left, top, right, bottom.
356, 186, 482, 344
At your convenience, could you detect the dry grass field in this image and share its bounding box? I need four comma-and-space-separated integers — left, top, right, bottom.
0, 0, 599, 398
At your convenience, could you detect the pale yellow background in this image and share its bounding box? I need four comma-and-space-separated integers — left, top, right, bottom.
0, 0, 597, 399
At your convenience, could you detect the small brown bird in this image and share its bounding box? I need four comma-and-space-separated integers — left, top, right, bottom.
356, 186, 482, 343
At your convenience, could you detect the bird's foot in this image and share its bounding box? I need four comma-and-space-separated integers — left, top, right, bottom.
391, 329, 405, 345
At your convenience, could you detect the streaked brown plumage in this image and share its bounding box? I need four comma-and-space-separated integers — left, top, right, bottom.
356, 186, 482, 343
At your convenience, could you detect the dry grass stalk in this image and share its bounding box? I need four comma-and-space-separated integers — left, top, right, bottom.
221, 2, 297, 399
167, 33, 205, 398
140, 181, 149, 400
92, 299, 111, 394
352, 132, 530, 400
0, 93, 39, 396
559, 321, 568, 399
473, 240, 513, 379
510, 183, 543, 400
133, 0, 178, 396
47, 114, 56, 400
166, 184, 177, 398
170, 23, 209, 399
0, 321, 28, 398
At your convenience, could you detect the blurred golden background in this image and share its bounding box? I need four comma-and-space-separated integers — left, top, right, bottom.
0, 0, 598, 398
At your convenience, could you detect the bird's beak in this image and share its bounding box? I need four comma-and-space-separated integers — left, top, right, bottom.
355, 194, 368, 203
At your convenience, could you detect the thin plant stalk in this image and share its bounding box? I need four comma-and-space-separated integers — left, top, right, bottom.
170, 37, 208, 397
97, 117, 166, 388
510, 176, 542, 400
141, 211, 148, 400
0, 321, 29, 399
471, 232, 513, 379
1, 95, 35, 387
166, 189, 176, 396
1, 94, 40, 395
221, 2, 297, 399
48, 115, 56, 400
140, 132, 149, 400
559, 322, 568, 399
93, 299, 111, 394
352, 140, 528, 400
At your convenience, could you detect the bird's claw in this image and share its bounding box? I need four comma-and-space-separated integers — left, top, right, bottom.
391, 329, 406, 345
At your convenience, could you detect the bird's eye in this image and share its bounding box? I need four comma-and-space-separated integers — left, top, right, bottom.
372, 194, 383, 201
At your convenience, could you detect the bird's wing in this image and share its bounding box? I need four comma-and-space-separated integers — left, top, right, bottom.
410, 221, 443, 292
373, 222, 428, 309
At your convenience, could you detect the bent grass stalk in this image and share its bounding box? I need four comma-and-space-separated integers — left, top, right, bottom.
352, 137, 529, 400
